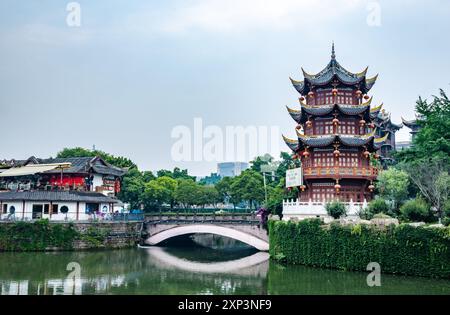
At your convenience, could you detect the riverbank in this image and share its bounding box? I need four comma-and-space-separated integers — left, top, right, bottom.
0, 220, 142, 251
269, 219, 450, 279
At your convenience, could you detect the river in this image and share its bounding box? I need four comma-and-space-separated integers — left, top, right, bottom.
0, 235, 449, 295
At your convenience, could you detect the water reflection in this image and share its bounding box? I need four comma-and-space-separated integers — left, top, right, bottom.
0, 247, 449, 295
144, 247, 269, 276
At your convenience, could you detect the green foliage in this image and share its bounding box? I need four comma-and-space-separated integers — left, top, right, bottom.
0, 220, 79, 251
400, 199, 432, 222
142, 176, 178, 210
395, 89, 450, 165
269, 219, 450, 278
230, 169, 265, 209
79, 225, 110, 247
156, 167, 196, 181
376, 168, 410, 211
325, 201, 347, 219
367, 198, 389, 217
57, 147, 136, 169
174, 179, 201, 208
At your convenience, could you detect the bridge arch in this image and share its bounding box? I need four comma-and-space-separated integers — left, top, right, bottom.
146, 224, 269, 251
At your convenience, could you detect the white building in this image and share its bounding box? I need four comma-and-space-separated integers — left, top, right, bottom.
282, 198, 368, 223
0, 191, 120, 221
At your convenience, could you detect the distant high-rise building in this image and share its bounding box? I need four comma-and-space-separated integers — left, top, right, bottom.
217, 162, 249, 178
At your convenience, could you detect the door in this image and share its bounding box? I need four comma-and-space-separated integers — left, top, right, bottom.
32, 204, 43, 219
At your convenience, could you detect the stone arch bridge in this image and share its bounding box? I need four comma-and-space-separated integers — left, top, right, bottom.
142, 213, 269, 251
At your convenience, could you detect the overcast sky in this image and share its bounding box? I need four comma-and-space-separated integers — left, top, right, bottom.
1, 0, 449, 176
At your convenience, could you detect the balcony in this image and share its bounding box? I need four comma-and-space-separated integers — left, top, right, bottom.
302, 166, 378, 180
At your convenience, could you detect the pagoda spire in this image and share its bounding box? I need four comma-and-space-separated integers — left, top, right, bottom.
331, 41, 336, 60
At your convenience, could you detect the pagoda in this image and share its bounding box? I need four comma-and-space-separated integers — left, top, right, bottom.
283, 44, 390, 204
401, 115, 422, 141
371, 107, 402, 166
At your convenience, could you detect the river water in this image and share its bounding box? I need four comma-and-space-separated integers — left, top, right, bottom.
0, 236, 449, 295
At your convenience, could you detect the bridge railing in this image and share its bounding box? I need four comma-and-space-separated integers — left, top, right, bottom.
144, 213, 261, 225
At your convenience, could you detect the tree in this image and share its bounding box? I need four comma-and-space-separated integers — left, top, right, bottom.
325, 201, 347, 219
156, 167, 195, 181
366, 198, 389, 217
174, 179, 201, 209
216, 177, 233, 202
400, 158, 450, 220
400, 199, 432, 222
201, 186, 221, 209
230, 170, 265, 210
117, 168, 145, 209
142, 176, 177, 211
376, 168, 410, 212
57, 147, 136, 169
396, 89, 450, 165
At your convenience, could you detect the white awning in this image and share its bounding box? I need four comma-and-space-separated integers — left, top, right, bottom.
0, 163, 72, 177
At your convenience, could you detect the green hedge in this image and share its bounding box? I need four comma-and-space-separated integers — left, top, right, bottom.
0, 220, 79, 251
269, 219, 450, 278
0, 220, 110, 251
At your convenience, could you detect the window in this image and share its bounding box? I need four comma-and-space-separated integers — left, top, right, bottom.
60, 206, 69, 214
44, 204, 50, 214
53, 204, 59, 214
85, 203, 99, 214
2, 204, 7, 214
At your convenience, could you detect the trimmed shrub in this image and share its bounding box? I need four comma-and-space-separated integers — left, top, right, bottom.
400, 199, 431, 222
367, 198, 389, 215
269, 219, 450, 278
325, 201, 347, 219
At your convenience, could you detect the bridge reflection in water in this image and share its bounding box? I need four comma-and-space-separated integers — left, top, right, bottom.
142, 246, 269, 277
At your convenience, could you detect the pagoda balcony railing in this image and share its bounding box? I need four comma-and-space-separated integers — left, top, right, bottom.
282, 198, 368, 222
302, 166, 378, 179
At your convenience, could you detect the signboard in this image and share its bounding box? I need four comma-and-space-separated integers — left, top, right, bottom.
286, 167, 303, 188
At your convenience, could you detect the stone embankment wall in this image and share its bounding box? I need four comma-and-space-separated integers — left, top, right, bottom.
0, 221, 143, 251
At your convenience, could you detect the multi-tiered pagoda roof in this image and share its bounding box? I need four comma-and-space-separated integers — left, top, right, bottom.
289, 44, 378, 95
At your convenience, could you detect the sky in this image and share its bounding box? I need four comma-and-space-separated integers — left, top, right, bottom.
0, 0, 449, 176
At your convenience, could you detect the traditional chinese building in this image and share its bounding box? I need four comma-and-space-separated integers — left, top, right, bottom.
401, 115, 422, 141
371, 107, 402, 166
282, 44, 391, 217
0, 156, 127, 221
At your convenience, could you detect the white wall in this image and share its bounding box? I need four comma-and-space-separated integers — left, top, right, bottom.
0, 201, 115, 221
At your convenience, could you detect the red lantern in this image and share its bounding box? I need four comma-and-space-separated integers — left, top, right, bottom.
334, 183, 341, 193
306, 120, 312, 128
332, 88, 338, 95
308, 91, 314, 97
303, 150, 310, 158
368, 184, 375, 192
332, 118, 340, 125
359, 119, 366, 127
300, 185, 306, 192
364, 150, 370, 158
333, 149, 340, 157
356, 90, 362, 97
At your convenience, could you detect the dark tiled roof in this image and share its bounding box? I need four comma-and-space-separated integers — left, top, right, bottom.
290, 44, 377, 95
0, 190, 119, 203
42, 157, 92, 174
